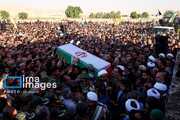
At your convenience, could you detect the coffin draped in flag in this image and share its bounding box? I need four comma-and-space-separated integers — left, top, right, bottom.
57, 44, 111, 78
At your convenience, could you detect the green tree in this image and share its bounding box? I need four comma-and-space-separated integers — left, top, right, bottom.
73, 6, 82, 18
164, 10, 174, 17
95, 12, 100, 18
89, 13, 95, 18
65, 6, 74, 18
110, 11, 115, 18
115, 11, 121, 18
65, 6, 82, 18
99, 12, 104, 18
18, 12, 28, 20
138, 14, 142, 18
103, 13, 108, 18
142, 12, 149, 18
107, 13, 111, 18
130, 11, 138, 19
0, 10, 10, 19
122, 15, 128, 17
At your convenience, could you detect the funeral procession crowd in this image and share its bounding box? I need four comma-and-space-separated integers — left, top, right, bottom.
0, 20, 179, 120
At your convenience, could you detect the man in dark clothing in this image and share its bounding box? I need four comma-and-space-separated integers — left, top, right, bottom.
97, 86, 111, 110
75, 102, 89, 120
112, 79, 131, 120
0, 97, 7, 119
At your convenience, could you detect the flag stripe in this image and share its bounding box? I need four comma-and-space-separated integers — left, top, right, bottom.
97, 107, 104, 120
169, 13, 178, 23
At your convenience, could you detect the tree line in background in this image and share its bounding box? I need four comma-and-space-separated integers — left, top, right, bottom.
0, 10, 28, 20
89, 11, 121, 19
0, 8, 180, 20
130, 11, 149, 19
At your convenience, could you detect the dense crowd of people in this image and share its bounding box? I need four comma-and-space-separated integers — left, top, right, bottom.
0, 20, 179, 120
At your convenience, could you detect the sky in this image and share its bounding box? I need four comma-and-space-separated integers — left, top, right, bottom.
0, 0, 180, 15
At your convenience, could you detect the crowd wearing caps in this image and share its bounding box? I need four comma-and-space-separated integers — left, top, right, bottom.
0, 20, 178, 120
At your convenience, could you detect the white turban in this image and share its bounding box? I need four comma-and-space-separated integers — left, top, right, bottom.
154, 82, 167, 91
139, 65, 146, 71
147, 62, 155, 68
147, 88, 160, 100
166, 53, 174, 58
159, 53, 165, 58
70, 40, 74, 44
87, 91, 98, 101
125, 99, 140, 112
148, 55, 156, 62
76, 41, 81, 45
98, 69, 107, 77
117, 65, 125, 71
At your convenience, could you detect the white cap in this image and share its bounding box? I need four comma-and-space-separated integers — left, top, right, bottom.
70, 40, 74, 44
147, 62, 155, 68
98, 69, 107, 77
125, 99, 140, 112
117, 65, 125, 71
166, 53, 174, 58
154, 82, 167, 91
87, 91, 98, 101
159, 53, 165, 58
148, 55, 156, 62
76, 41, 81, 45
147, 88, 160, 100
139, 65, 146, 71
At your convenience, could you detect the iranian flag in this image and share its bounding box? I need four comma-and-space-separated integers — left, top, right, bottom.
169, 12, 178, 23
57, 44, 111, 78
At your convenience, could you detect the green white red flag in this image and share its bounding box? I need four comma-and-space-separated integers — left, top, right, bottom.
169, 12, 178, 23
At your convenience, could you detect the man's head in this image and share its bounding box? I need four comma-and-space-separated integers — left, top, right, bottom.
3, 106, 17, 120
35, 106, 50, 120
86, 91, 98, 107
113, 67, 122, 78
81, 73, 90, 86
97, 86, 106, 98
76, 102, 88, 118
62, 87, 72, 99
155, 72, 165, 83
119, 79, 131, 91
26, 59, 34, 69
157, 58, 166, 69
129, 110, 143, 120
154, 82, 167, 95
136, 77, 145, 87
150, 109, 163, 120
127, 62, 134, 70
73, 66, 80, 75
146, 96, 159, 110
142, 70, 150, 81
21, 93, 33, 107
98, 69, 108, 81
51, 66, 60, 77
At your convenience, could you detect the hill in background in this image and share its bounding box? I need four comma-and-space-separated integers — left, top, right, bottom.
0, 5, 65, 18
